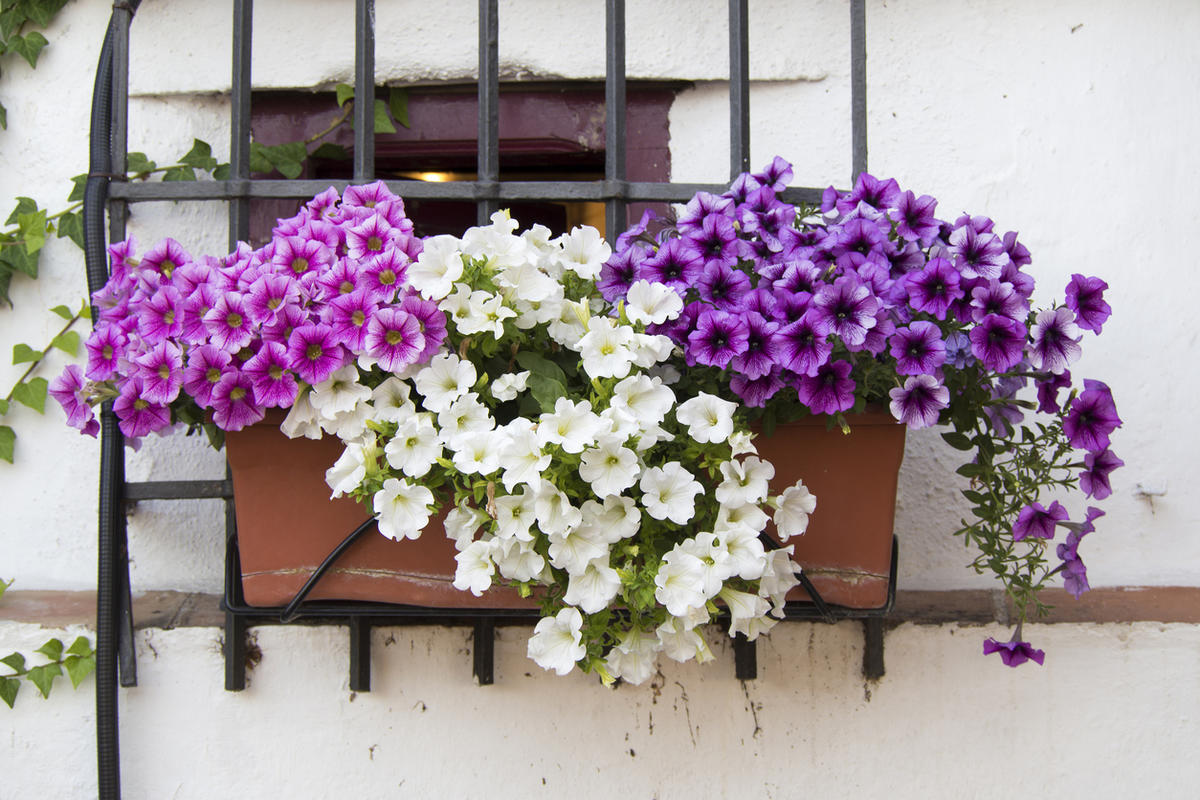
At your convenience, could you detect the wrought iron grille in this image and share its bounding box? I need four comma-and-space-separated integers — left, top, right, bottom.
85, 2, 875, 797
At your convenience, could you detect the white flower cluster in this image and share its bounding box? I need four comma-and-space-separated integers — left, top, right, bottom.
309, 214, 816, 683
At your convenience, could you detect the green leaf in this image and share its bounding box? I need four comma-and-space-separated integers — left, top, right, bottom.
65, 636, 93, 657
0, 241, 38, 278
125, 151, 157, 176
162, 166, 197, 182
373, 98, 396, 134
21, 0, 69, 28
0, 425, 13, 463
310, 142, 349, 161
51, 330, 79, 356
0, 677, 18, 708
12, 342, 41, 363
67, 173, 88, 203
955, 462, 984, 479
0, 264, 12, 307
35, 638, 62, 661
0, 100, 6, 131
5, 196, 36, 226
941, 431, 974, 451
514, 352, 569, 386
0, 652, 25, 673
11, 376, 47, 413
248, 142, 273, 174
0, 397, 8, 414
0, 7, 24, 42
17, 208, 47, 253
257, 141, 308, 180
528, 374, 567, 413
335, 83, 355, 108
9, 31, 48, 68
26, 662, 60, 698
388, 86, 410, 128
64, 654, 95, 688
55, 211, 84, 249
178, 138, 218, 172
212, 163, 231, 181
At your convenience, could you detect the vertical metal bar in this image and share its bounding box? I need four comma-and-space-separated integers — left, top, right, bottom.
473, 618, 495, 686
349, 618, 372, 691
862, 617, 885, 680
115, 449, 137, 688
229, 0, 253, 247
850, 0, 868, 180
732, 633, 757, 680
224, 611, 247, 691
477, 0, 499, 225
604, 0, 627, 245
354, 0, 376, 182
108, 8, 130, 244
728, 0, 750, 178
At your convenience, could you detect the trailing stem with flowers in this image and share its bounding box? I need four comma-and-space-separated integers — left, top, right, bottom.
55, 158, 1121, 675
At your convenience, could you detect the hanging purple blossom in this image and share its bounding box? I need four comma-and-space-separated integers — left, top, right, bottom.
888, 374, 949, 429
1080, 448, 1124, 501
1029, 306, 1082, 374
982, 637, 1045, 667
752, 156, 794, 192
686, 309, 749, 368
85, 325, 127, 382
243, 341, 299, 408
905, 257, 963, 320
49, 365, 98, 436
1012, 500, 1068, 541
808, 274, 879, 348
1064, 273, 1111, 334
968, 314, 1026, 372
1035, 369, 1072, 414
796, 359, 856, 415
889, 321, 946, 376
1063, 379, 1122, 452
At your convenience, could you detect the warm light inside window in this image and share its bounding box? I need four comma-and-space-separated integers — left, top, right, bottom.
414, 171, 453, 182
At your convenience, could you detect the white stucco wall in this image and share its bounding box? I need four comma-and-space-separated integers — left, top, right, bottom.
1, 1, 1197, 796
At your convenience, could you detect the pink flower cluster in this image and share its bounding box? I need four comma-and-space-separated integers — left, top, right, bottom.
54, 181, 444, 442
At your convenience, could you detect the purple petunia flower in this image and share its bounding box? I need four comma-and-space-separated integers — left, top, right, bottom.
947, 221, 1008, 281
286, 324, 346, 385
113, 375, 172, 439
50, 364, 97, 435
322, 288, 379, 351
1012, 500, 1069, 541
686, 309, 749, 368
1055, 507, 1103, 598
639, 238, 703, 294
1080, 448, 1124, 501
1029, 306, 1082, 374
203, 292, 255, 352
889, 321, 946, 376
135, 285, 185, 344
1035, 369, 1072, 414
245, 272, 301, 326
969, 279, 1027, 323
905, 257, 963, 320
85, 324, 127, 382
729, 313, 781, 380
775, 312, 832, 377
365, 308, 426, 372
752, 156, 794, 192
809, 275, 879, 347
133, 340, 184, 405
968, 314, 1026, 372
684, 213, 739, 269
888, 374, 949, 429
890, 190, 939, 244
243, 341, 299, 408
1063, 379, 1122, 452
797, 359, 856, 415
597, 248, 645, 303
836, 173, 901, 217
730, 371, 786, 407
982, 637, 1045, 667
210, 371, 265, 431
400, 294, 448, 364
1064, 274, 1111, 334
696, 262, 751, 311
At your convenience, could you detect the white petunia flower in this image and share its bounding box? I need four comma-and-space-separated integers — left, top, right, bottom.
325, 440, 370, 498
436, 392, 494, 447
563, 557, 621, 614
715, 456, 775, 507
728, 430, 757, 456
546, 298, 590, 348
527, 607, 586, 676
453, 539, 496, 596
653, 550, 707, 617
493, 536, 546, 583
674, 392, 738, 444
603, 629, 660, 686
656, 616, 714, 664
449, 430, 502, 476
610, 374, 675, 428
413, 353, 477, 413
580, 495, 640, 544
629, 332, 675, 369
577, 316, 636, 379
310, 365, 372, 421
408, 234, 464, 300
281, 390, 322, 439
639, 462, 703, 525
370, 377, 413, 423
457, 290, 517, 339
445, 502, 488, 551
546, 520, 607, 575
715, 524, 769, 581
513, 283, 565, 330
758, 546, 801, 615
491, 370, 531, 402
715, 501, 770, 536
384, 412, 441, 478
720, 587, 775, 641
320, 399, 373, 441
774, 481, 817, 540
496, 260, 558, 303
494, 487, 538, 543
537, 397, 602, 454
555, 225, 611, 280
535, 485, 583, 538
578, 435, 640, 498
677, 533, 732, 597
496, 422, 550, 492
625, 280, 683, 326
373, 477, 435, 541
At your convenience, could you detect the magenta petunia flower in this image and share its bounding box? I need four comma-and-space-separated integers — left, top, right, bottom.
286, 324, 346, 385
203, 292, 254, 352
342, 179, 398, 210
345, 214, 399, 261
1080, 448, 1124, 501
889, 321, 946, 376
182, 344, 233, 408
322, 288, 379, 351
259, 303, 310, 349
888, 374, 948, 429
1063, 379, 1121, 452
400, 293, 448, 363
133, 340, 184, 404
365, 308, 426, 372
85, 324, 128, 381
797, 359, 856, 415
49, 364, 96, 434
313, 258, 362, 300
360, 249, 409, 302
1064, 273, 1111, 334
210, 371, 265, 431
135, 237, 191, 290
113, 375, 172, 439
1012, 500, 1068, 541
243, 341, 298, 408
968, 314, 1026, 372
245, 272, 301, 326
134, 285, 184, 343
982, 637, 1044, 667
180, 283, 220, 345
270, 235, 334, 279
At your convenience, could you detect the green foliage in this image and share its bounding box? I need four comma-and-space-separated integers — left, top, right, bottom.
0, 626, 96, 708
0, 0, 70, 127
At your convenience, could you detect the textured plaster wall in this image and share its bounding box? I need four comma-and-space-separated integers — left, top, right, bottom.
1, 1, 1198, 797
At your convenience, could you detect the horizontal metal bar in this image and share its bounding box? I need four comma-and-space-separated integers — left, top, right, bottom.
123, 480, 234, 501
109, 179, 826, 205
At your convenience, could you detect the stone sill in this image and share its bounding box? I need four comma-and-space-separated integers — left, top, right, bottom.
3, 587, 1199, 630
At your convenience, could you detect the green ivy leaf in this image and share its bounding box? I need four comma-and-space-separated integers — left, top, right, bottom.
64, 654, 95, 689
5, 196, 37, 226
55, 211, 83, 249
247, 142, 273, 174
0, 7, 24, 42
22, 0, 69, 28
0, 397, 8, 414
261, 141, 307, 179
65, 636, 93, 657
12, 376, 47, 413
0, 677, 18, 709
51, 330, 79, 356
527, 374, 567, 413
388, 86, 410, 128
0, 264, 12, 307
35, 638, 63, 661
26, 662, 60, 698
9, 31, 48, 68
12, 342, 41, 363
0, 241, 39, 278
125, 151, 157, 176
162, 166, 197, 182
310, 142, 349, 161
67, 173, 88, 203
212, 163, 231, 181
373, 98, 396, 134
0, 100, 7, 131
335, 82, 355, 108
17, 208, 47, 253
0, 425, 13, 463
178, 138, 218, 172
0, 652, 25, 673
941, 431, 974, 451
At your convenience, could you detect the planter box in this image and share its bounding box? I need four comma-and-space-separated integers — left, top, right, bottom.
227, 409, 904, 611
755, 408, 905, 609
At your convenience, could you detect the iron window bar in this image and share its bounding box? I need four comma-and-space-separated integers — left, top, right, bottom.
87, 1, 877, 796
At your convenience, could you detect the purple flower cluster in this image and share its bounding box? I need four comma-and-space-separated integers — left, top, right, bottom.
55, 181, 443, 441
